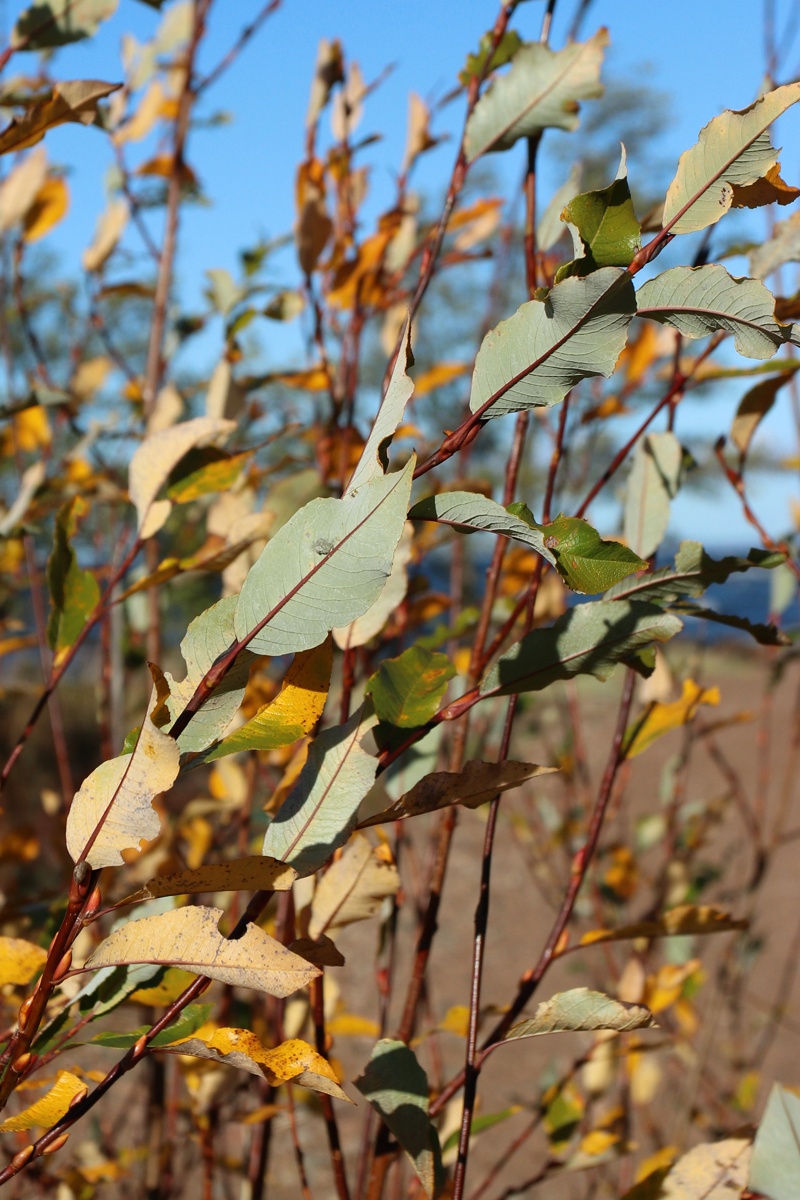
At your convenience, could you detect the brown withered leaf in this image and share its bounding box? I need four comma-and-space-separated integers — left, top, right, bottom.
358, 759, 557, 828
0, 80, 121, 155
122, 855, 298, 905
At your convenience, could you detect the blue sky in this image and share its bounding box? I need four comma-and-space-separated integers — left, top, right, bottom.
4, 0, 800, 549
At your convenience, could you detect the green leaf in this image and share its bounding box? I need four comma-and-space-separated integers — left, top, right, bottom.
459, 29, 522, 86
366, 646, 455, 729
164, 596, 254, 755
89, 1003, 211, 1049
557, 155, 641, 279
442, 1106, 521, 1154
503, 988, 653, 1043
470, 268, 636, 419
354, 1040, 444, 1200
46, 499, 100, 659
464, 29, 608, 162
636, 266, 796, 360
604, 540, 785, 606
480, 601, 682, 698
623, 431, 683, 560
663, 83, 800, 235
235, 459, 414, 656
749, 1083, 800, 1199
263, 706, 378, 877
13, 0, 118, 48
750, 209, 800, 279
533, 515, 646, 594
347, 320, 413, 495
410, 491, 555, 566
358, 760, 557, 829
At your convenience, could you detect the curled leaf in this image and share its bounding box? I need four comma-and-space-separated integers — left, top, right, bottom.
505, 988, 654, 1043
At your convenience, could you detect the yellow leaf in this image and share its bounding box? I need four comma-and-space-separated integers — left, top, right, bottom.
326, 219, 400, 310
438, 1005, 470, 1037
82, 198, 129, 272
179, 815, 213, 870
0, 80, 121, 156
275, 366, 332, 393
580, 1129, 619, 1156
0, 1071, 86, 1131
581, 394, 629, 423
620, 321, 661, 387
241, 1103, 282, 1125
171, 1029, 350, 1101
129, 967, 196, 1006
9, 406, 51, 452
309, 833, 399, 939
602, 846, 638, 901
21, 176, 68, 242
0, 632, 38, 657
125, 855, 298, 905
210, 642, 333, 760
644, 961, 700, 1015
71, 356, 112, 400
114, 80, 166, 144
452, 197, 503, 251
66, 695, 181, 869
580, 904, 747, 947
326, 1011, 380, 1038
732, 162, 800, 209
84, 905, 321, 997
0, 936, 47, 986
0, 537, 25, 574
624, 679, 720, 758
634, 1145, 678, 1184
413, 362, 470, 397
733, 1070, 760, 1113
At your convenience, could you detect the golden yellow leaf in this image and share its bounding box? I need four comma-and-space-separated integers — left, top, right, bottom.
438, 1005, 470, 1037
732, 162, 800, 208
171, 1029, 350, 1101
179, 815, 213, 871
209, 641, 333, 760
602, 846, 638, 901
0, 81, 121, 155
580, 904, 747, 948
581, 394, 629, 423
0, 936, 47, 987
413, 362, 470, 397
9, 406, 51, 452
0, 1071, 86, 1132
620, 321, 661, 387
275, 366, 332, 392
326, 219, 400, 310
83, 198, 129, 272
0, 537, 25, 574
634, 1145, 678, 1184
580, 1129, 619, 1156
128, 967, 196, 1006
326, 1011, 380, 1038
242, 1103, 282, 1125
0, 632, 38, 657
644, 961, 700, 1015
21, 176, 68, 242
623, 679, 720, 758
452, 197, 503, 251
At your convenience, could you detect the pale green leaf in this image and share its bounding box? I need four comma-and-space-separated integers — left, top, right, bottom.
354, 1040, 443, 1200
66, 699, 180, 869
480, 601, 682, 697
358, 760, 557, 829
84, 906, 320, 997
504, 987, 654, 1043
663, 83, 800, 235
749, 1083, 800, 1199
410, 491, 555, 566
750, 209, 800, 279
623, 431, 683, 560
334, 522, 414, 649
162, 596, 253, 755
537, 165, 581, 253
263, 706, 379, 877
347, 319, 413, 495
234, 459, 414, 657
13, 0, 118, 48
464, 29, 608, 162
604, 540, 785, 605
470, 268, 636, 419
636, 266, 795, 359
